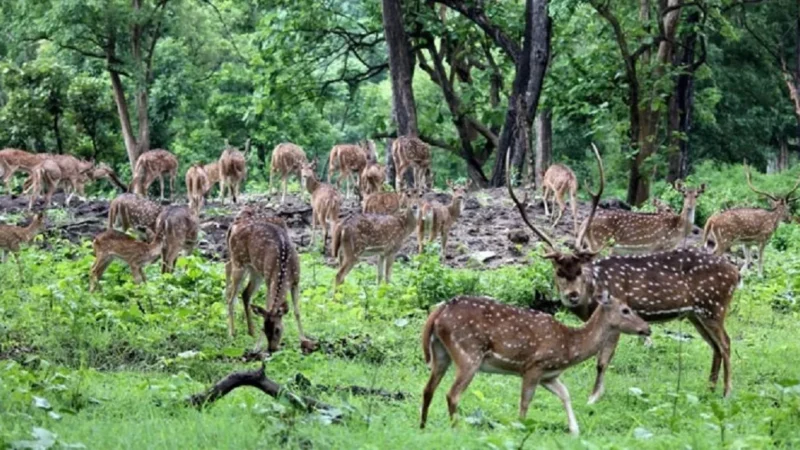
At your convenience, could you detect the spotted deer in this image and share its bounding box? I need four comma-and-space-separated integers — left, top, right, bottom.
203, 161, 221, 197
359, 161, 386, 197
131, 149, 179, 200
508, 145, 739, 401
703, 165, 800, 277
332, 203, 419, 289
185, 164, 209, 216
328, 140, 377, 198
270, 143, 307, 204
154, 205, 198, 273
89, 230, 163, 292
299, 160, 342, 252
416, 180, 471, 259
27, 159, 63, 210
219, 139, 249, 204
420, 292, 650, 434
225, 218, 315, 353
75, 162, 128, 194
0, 212, 45, 280
392, 135, 431, 191
107, 193, 163, 240
541, 163, 579, 234
362, 189, 419, 215
581, 181, 705, 254
0, 149, 46, 193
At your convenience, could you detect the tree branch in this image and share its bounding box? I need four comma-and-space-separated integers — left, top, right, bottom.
434, 0, 521, 62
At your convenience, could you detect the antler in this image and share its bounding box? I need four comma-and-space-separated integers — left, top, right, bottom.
784, 172, 800, 201
506, 150, 556, 250
244, 138, 252, 155
744, 163, 778, 201
575, 143, 605, 250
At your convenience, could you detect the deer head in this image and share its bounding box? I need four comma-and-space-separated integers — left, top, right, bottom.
672, 180, 705, 225
446, 179, 472, 213
745, 163, 800, 222
250, 303, 287, 353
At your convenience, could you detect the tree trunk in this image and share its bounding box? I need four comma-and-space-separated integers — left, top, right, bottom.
795, 1, 800, 149
135, 89, 150, 157
381, 0, 419, 138
490, 0, 551, 186
109, 70, 139, 171
52, 113, 63, 154
780, 138, 789, 171
534, 108, 552, 189
667, 12, 699, 182
384, 138, 397, 188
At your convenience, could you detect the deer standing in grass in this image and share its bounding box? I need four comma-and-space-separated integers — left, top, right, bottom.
420, 292, 650, 434
154, 205, 198, 274
131, 149, 178, 200
185, 165, 209, 216
107, 193, 163, 240
300, 161, 342, 252
0, 213, 45, 280
362, 189, 418, 215
89, 230, 163, 292
328, 140, 377, 198
270, 143, 307, 204
541, 164, 579, 234
508, 145, 739, 401
703, 165, 800, 277
225, 218, 314, 353
392, 136, 431, 191
580, 181, 705, 254
359, 161, 386, 197
331, 203, 419, 288
0, 149, 46, 193
416, 180, 471, 259
219, 139, 249, 204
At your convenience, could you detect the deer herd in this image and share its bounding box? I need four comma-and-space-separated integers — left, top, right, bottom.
0, 137, 797, 435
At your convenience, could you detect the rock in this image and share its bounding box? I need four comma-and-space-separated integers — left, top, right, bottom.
508, 229, 530, 245
469, 251, 498, 264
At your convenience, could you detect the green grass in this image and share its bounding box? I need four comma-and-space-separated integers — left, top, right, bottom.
3, 230, 800, 449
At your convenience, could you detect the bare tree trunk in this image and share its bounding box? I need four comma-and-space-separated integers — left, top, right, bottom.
135, 89, 150, 157
109, 69, 139, 171
52, 113, 63, 154
534, 108, 552, 189
780, 138, 789, 171
667, 12, 700, 182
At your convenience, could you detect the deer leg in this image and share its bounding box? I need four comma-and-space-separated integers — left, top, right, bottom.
131, 264, 146, 284
588, 333, 620, 404
310, 212, 318, 248
384, 253, 397, 284
395, 163, 406, 191
241, 274, 263, 337
162, 244, 181, 274
45, 180, 57, 209
440, 229, 448, 260
224, 262, 247, 337
321, 216, 329, 253
281, 175, 288, 204
289, 282, 307, 342
334, 254, 357, 291
542, 186, 550, 216
688, 315, 721, 387
170, 173, 175, 201
552, 192, 566, 228
542, 378, 579, 436
12, 252, 23, 282
694, 317, 731, 397
518, 369, 542, 419
446, 362, 480, 426
376, 255, 385, 284
89, 254, 114, 292
756, 241, 766, 278
420, 339, 452, 429
417, 219, 425, 254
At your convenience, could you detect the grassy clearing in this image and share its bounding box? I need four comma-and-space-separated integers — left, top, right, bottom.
2, 230, 800, 449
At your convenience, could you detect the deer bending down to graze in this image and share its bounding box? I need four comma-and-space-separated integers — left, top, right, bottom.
0, 212, 46, 280
508, 145, 740, 401
359, 161, 386, 197
541, 164, 579, 234
131, 149, 179, 200
184, 165, 209, 216
27, 159, 63, 210
580, 181, 705, 254
331, 203, 419, 288
270, 143, 307, 204
154, 205, 198, 274
703, 165, 800, 277
420, 293, 650, 434
328, 140, 377, 198
0, 148, 46, 193
219, 139, 249, 204
89, 230, 163, 292
203, 161, 221, 198
362, 189, 418, 215
107, 193, 163, 240
392, 135, 431, 191
300, 161, 342, 251
416, 180, 471, 259
225, 218, 314, 353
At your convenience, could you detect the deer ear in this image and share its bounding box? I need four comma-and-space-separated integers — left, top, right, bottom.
250, 304, 269, 317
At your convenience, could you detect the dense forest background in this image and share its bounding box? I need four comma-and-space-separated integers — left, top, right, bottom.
0, 0, 798, 205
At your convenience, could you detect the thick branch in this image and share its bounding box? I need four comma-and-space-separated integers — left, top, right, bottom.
434, 0, 521, 61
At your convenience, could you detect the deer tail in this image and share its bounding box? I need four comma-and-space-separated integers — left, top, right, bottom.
421, 303, 446, 366
702, 220, 715, 250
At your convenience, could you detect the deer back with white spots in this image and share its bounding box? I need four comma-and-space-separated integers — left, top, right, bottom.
269, 142, 307, 204
154, 205, 198, 275
107, 193, 163, 240
218, 139, 249, 204
392, 135, 431, 191
131, 149, 179, 200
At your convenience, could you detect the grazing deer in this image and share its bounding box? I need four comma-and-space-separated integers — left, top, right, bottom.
541, 163, 579, 234
185, 164, 209, 216
362, 189, 418, 215
0, 148, 46, 193
225, 219, 313, 353
299, 161, 342, 251
581, 181, 705, 254
44, 155, 95, 205
107, 193, 163, 240
0, 212, 46, 280
328, 140, 377, 198
359, 161, 386, 197
131, 149, 178, 200
392, 135, 431, 191
89, 230, 163, 292
420, 292, 650, 434
416, 180, 471, 259
331, 203, 419, 288
203, 161, 221, 198
27, 159, 63, 210
703, 165, 800, 277
75, 162, 128, 195
154, 205, 198, 273
219, 139, 249, 204
508, 145, 739, 401
270, 143, 307, 204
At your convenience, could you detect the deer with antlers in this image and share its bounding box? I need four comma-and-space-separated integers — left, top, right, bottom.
362, 189, 419, 215
328, 140, 377, 198
107, 193, 163, 240
541, 163, 579, 234
131, 149, 178, 200
89, 230, 163, 292
359, 161, 386, 197
703, 165, 800, 277
0, 212, 45, 280
185, 164, 209, 216
331, 202, 419, 289
225, 216, 315, 353
269, 143, 307, 204
299, 160, 342, 252
392, 135, 431, 191
154, 205, 198, 274
580, 181, 705, 254
420, 292, 650, 434
0, 149, 47, 193
219, 139, 249, 204
508, 146, 739, 402
416, 180, 471, 259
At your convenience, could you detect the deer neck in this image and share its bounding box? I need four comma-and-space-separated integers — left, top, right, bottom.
448, 196, 464, 221
304, 175, 321, 194
22, 221, 42, 242
679, 199, 695, 236
563, 306, 618, 364
768, 204, 787, 230
147, 239, 164, 259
